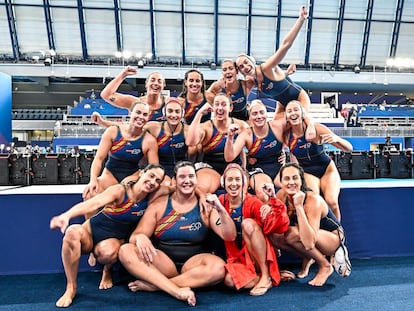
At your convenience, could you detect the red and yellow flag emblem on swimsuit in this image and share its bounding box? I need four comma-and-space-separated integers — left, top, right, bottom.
203, 131, 226, 153
155, 210, 182, 237
248, 137, 262, 157
103, 198, 135, 215
111, 137, 128, 153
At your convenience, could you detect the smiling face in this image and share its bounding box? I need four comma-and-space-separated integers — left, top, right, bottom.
236, 55, 256, 77
145, 72, 165, 95
223, 167, 245, 198
221, 60, 238, 84
174, 164, 197, 195
212, 94, 232, 121
130, 102, 150, 127
248, 100, 268, 128
279, 165, 303, 196
140, 166, 165, 193
164, 100, 183, 126
285, 100, 304, 126
184, 70, 203, 95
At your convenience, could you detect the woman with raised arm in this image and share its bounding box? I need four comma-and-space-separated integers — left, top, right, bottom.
269, 163, 351, 286
235, 5, 315, 139
206, 59, 249, 121
185, 93, 249, 194
50, 164, 166, 308
100, 66, 168, 121
225, 99, 286, 202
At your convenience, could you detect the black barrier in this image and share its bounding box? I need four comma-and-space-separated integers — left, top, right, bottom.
31, 154, 59, 185
333, 151, 352, 180
351, 151, 374, 179
0, 154, 9, 185
58, 154, 77, 184
9, 154, 28, 185
0, 151, 412, 185
390, 151, 413, 179
374, 151, 392, 178
78, 153, 94, 184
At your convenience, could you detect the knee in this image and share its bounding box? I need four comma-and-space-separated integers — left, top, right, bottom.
62, 225, 83, 245
241, 218, 259, 237
118, 243, 136, 266
95, 245, 118, 265
223, 272, 235, 288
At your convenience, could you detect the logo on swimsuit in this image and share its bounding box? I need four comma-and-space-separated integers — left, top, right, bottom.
132, 208, 145, 217
189, 222, 202, 231
266, 82, 273, 90
129, 149, 143, 155
232, 97, 245, 104
171, 142, 185, 149
299, 142, 312, 149
264, 140, 278, 149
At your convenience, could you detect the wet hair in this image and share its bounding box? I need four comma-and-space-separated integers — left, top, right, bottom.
129, 100, 150, 113
173, 160, 195, 177
145, 71, 166, 89
236, 53, 256, 68
124, 163, 166, 188
213, 92, 232, 106
221, 59, 238, 72
179, 69, 206, 98
279, 162, 311, 193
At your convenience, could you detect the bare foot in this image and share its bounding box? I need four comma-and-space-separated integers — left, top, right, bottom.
128, 280, 158, 292
297, 258, 315, 278
308, 265, 334, 286
249, 276, 272, 296
88, 253, 96, 267
55, 288, 76, 308
99, 266, 113, 290
176, 287, 196, 307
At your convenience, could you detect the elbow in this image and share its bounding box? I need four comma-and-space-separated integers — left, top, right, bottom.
224, 230, 237, 242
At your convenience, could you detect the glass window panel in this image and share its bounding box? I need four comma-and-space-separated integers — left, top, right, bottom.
121, 11, 152, 57
395, 24, 414, 56
0, 8, 12, 54
366, 22, 393, 65
154, 12, 182, 59
154, 0, 181, 11
12, 0, 42, 4
51, 8, 82, 56
372, 2, 397, 21
185, 13, 214, 61
82, 0, 113, 8
308, 19, 337, 64
312, 0, 340, 18
119, 0, 149, 10
49, 0, 77, 6
344, 0, 367, 20
401, 1, 414, 22
250, 16, 276, 61
280, 2, 303, 17
338, 20, 365, 64
84, 9, 117, 56
219, 0, 248, 15
251, 0, 277, 15
14, 6, 49, 53
217, 15, 246, 61
185, 0, 214, 13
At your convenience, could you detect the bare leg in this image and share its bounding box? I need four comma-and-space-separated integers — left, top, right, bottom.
56, 225, 93, 308
119, 243, 196, 306
241, 219, 273, 296
297, 258, 315, 279
99, 264, 114, 290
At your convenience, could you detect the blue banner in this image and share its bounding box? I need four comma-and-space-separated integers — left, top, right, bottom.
0, 72, 12, 146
